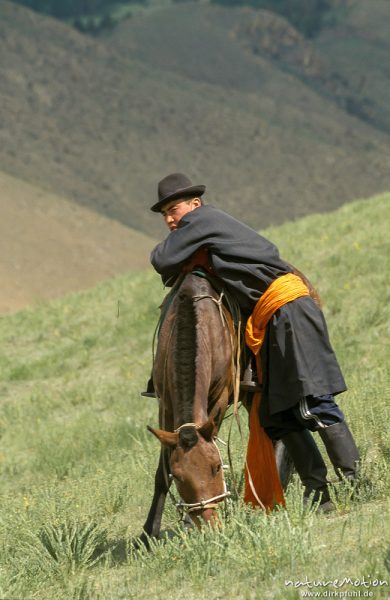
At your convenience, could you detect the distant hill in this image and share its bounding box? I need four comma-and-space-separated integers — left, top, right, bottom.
0, 171, 155, 313
0, 0, 389, 242
316, 0, 390, 134
106, 2, 389, 132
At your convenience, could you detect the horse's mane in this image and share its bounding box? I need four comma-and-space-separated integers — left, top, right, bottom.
173, 272, 227, 426
174, 278, 198, 424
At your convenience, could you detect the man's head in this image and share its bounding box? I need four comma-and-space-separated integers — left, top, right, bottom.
151, 173, 205, 230
160, 197, 202, 231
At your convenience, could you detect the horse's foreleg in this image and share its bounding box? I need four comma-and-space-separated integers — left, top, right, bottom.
141, 448, 171, 542
274, 439, 295, 490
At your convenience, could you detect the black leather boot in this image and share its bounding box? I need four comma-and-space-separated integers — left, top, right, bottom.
281, 429, 334, 511
141, 377, 157, 398
318, 421, 359, 481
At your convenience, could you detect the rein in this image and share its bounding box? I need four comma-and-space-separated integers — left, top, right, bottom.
193, 291, 226, 327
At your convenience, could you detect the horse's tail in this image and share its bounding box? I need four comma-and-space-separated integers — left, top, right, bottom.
288, 263, 322, 307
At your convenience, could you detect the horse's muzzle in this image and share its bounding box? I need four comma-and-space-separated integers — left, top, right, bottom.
190, 506, 221, 529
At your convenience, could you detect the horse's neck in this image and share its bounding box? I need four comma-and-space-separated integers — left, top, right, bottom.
174, 275, 216, 427
157, 272, 232, 430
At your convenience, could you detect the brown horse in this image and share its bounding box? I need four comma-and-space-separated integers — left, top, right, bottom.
141, 270, 292, 541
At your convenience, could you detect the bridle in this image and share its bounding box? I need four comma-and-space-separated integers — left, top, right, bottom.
171, 423, 231, 516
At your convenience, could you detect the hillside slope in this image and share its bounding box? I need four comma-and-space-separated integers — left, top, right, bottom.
0, 193, 388, 598
108, 2, 388, 132
317, 0, 390, 133
1, 0, 389, 240
0, 171, 155, 313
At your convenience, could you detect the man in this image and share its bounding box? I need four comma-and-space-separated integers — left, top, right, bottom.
147, 172, 360, 508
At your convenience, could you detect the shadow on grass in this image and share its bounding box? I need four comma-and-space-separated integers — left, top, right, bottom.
103, 527, 187, 566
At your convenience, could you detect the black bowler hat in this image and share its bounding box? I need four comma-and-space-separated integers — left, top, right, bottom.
151, 173, 206, 212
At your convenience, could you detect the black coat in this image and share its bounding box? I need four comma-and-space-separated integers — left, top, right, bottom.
151, 205, 346, 415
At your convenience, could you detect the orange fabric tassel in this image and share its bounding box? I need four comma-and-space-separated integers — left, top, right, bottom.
244, 379, 285, 509
245, 273, 310, 356
244, 273, 310, 509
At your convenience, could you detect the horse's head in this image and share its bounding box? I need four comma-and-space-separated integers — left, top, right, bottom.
148, 416, 228, 527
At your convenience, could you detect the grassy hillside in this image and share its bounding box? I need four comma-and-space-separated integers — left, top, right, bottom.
0, 171, 155, 313
1, 1, 390, 240
0, 193, 389, 598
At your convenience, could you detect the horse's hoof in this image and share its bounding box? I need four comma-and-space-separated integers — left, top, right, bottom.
133, 532, 152, 551
318, 500, 336, 513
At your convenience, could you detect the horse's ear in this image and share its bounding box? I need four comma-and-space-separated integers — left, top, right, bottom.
147, 425, 179, 448
198, 416, 217, 442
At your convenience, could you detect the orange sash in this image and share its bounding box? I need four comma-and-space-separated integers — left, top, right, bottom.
243, 273, 310, 509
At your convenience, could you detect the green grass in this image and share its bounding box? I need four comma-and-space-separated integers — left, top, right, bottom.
0, 194, 389, 599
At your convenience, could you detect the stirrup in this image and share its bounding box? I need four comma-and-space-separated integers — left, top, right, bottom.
240, 362, 262, 393
240, 381, 262, 393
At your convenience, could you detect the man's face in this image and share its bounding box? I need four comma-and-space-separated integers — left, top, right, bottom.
161, 197, 201, 231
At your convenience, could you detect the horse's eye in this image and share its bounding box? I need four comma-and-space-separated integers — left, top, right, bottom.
212, 463, 221, 476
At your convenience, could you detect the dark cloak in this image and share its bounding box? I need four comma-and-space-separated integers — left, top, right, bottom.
151, 205, 346, 416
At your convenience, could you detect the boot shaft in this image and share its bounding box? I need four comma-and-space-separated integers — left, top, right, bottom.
318, 421, 360, 480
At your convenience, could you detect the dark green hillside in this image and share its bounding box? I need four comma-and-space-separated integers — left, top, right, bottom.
0, 194, 388, 598
6, 0, 342, 38
1, 1, 389, 240
9, 0, 145, 18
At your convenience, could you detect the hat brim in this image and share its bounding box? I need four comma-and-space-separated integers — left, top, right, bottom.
151, 185, 206, 212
